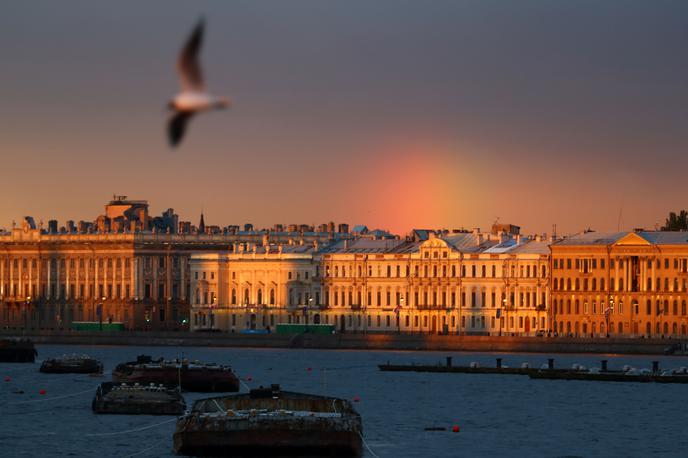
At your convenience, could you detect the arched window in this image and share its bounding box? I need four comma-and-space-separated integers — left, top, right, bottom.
231, 289, 237, 305
244, 289, 250, 305
257, 289, 263, 305
270, 289, 275, 305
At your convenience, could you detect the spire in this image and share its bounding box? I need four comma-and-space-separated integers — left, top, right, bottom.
199, 212, 205, 234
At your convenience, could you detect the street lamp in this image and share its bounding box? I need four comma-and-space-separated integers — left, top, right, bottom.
98, 296, 105, 331
210, 295, 217, 330
397, 297, 404, 334
500, 297, 507, 336
24, 296, 31, 330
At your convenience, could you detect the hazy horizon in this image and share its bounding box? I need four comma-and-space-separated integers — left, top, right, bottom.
2, 1, 687, 236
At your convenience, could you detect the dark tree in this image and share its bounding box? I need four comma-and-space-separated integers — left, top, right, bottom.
662, 210, 688, 231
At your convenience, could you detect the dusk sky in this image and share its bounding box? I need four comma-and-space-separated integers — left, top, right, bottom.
2, 1, 687, 236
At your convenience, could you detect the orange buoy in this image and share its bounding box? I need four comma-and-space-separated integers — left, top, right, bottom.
452, 425, 460, 433
307, 367, 312, 372
353, 395, 360, 402
39, 389, 46, 395
3, 376, 10, 382
246, 376, 252, 382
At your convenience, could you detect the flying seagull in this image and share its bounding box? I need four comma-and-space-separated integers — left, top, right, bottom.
167, 18, 230, 147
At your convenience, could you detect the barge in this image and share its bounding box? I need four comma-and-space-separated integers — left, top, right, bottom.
92, 382, 186, 415
113, 355, 240, 392
40, 354, 103, 374
173, 384, 363, 457
0, 338, 37, 363
529, 360, 688, 384
379, 356, 565, 376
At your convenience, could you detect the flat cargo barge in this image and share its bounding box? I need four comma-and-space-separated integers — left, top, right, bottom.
40, 354, 103, 374
173, 384, 363, 457
92, 381, 186, 415
0, 338, 37, 362
379, 356, 562, 376
113, 355, 240, 392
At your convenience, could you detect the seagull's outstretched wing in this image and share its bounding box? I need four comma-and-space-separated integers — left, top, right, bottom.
177, 18, 205, 91
168, 112, 194, 147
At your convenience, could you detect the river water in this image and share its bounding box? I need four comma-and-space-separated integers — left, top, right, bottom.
1, 345, 687, 457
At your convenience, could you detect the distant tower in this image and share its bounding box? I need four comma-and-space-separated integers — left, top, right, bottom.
199, 212, 205, 234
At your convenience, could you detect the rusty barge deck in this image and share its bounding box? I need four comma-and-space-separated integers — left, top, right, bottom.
173, 384, 362, 457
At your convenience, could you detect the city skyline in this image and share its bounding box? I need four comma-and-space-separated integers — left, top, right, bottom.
2, 1, 687, 235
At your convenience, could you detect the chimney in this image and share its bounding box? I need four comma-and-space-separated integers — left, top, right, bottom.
313, 240, 319, 252
343, 239, 350, 250
516, 234, 522, 244
262, 234, 269, 246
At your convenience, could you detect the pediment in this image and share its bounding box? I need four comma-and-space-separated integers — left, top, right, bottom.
613, 232, 651, 246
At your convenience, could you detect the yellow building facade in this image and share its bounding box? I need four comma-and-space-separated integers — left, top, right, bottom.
190, 232, 552, 335
551, 231, 688, 337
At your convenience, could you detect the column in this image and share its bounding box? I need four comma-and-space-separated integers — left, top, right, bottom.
180, 256, 185, 301
103, 257, 108, 299
76, 257, 80, 298
65, 258, 70, 299
131, 257, 137, 299
0, 256, 4, 297
94, 257, 99, 299
46, 258, 51, 299
152, 257, 158, 300
18, 258, 23, 298
28, 259, 33, 298
36, 257, 41, 299
85, 257, 90, 299
121, 256, 125, 299
56, 259, 61, 299
166, 254, 172, 300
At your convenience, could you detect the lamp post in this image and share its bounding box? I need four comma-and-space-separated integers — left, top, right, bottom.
24, 296, 31, 330
501, 297, 507, 336
98, 296, 105, 331
397, 297, 404, 334
210, 296, 216, 330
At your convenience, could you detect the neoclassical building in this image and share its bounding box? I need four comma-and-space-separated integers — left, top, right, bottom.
190, 230, 552, 335
0, 198, 353, 331
551, 231, 688, 338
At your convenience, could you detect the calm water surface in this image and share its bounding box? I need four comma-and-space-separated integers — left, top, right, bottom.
1, 345, 687, 457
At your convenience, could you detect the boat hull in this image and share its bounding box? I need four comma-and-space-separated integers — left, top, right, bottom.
0, 339, 37, 363
174, 424, 362, 457
40, 359, 103, 374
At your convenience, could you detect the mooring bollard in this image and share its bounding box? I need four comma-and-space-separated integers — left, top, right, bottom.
548, 358, 554, 370
446, 356, 452, 368
496, 358, 502, 369
601, 360, 608, 372
652, 361, 659, 374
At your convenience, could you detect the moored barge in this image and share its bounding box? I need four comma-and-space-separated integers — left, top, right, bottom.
92, 381, 186, 415
40, 354, 103, 374
173, 384, 363, 457
0, 338, 37, 363
113, 355, 240, 392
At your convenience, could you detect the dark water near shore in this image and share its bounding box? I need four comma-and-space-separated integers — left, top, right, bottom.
1, 345, 688, 457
